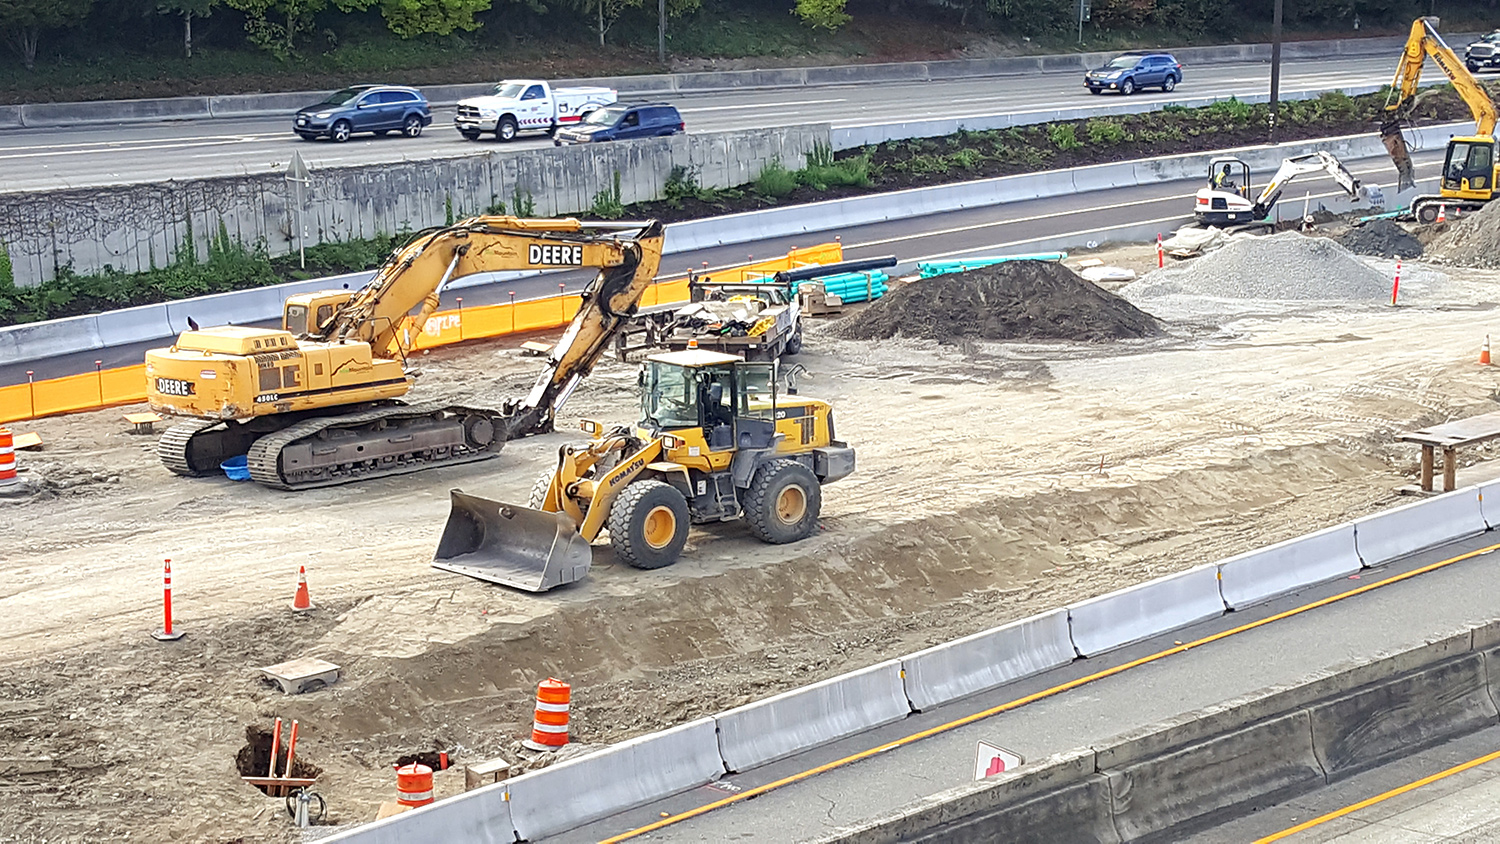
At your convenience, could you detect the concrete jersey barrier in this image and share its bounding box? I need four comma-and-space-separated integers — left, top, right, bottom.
1216, 522, 1362, 610
317, 780, 514, 844
1066, 564, 1225, 657
1352, 486, 1487, 566
715, 658, 910, 773
900, 609, 1075, 712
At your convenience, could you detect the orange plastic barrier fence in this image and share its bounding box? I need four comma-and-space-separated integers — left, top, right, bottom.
0, 243, 844, 425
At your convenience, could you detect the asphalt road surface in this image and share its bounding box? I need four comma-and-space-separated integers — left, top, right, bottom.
0, 54, 1428, 193
0, 146, 1439, 389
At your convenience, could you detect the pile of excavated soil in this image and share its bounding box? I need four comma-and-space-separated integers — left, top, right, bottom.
833, 260, 1162, 342
1426, 199, 1500, 268
1121, 231, 1392, 301
1337, 219, 1425, 259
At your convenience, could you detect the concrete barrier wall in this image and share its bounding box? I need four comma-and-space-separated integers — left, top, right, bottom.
900, 609, 1076, 712
0, 123, 828, 286
1353, 487, 1487, 566
1066, 564, 1225, 657
9, 32, 1451, 130
820, 621, 1500, 843
1217, 523, 1361, 610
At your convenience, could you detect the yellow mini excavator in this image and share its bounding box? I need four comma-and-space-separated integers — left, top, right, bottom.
432, 346, 857, 592
144, 217, 664, 489
1381, 17, 1500, 222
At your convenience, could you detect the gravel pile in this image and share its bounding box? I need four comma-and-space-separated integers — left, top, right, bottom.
1426, 200, 1500, 268
833, 260, 1162, 343
1121, 231, 1392, 301
1336, 219, 1424, 259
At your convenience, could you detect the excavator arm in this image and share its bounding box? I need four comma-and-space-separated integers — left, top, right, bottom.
1382, 17, 1499, 190
1250, 151, 1362, 219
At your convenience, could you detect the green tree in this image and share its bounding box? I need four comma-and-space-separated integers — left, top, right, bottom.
157, 0, 219, 58
380, 0, 492, 37
793, 0, 848, 30
0, 0, 93, 70
565, 0, 641, 47
224, 0, 372, 58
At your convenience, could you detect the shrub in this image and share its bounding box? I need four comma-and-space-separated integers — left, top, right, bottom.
590, 172, 626, 219
754, 160, 798, 198
1049, 123, 1082, 151
1086, 118, 1127, 145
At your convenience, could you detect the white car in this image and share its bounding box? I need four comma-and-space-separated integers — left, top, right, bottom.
455, 79, 617, 142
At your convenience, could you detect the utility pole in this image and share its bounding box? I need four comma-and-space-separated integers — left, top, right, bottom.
658, 0, 666, 64
1268, 0, 1283, 143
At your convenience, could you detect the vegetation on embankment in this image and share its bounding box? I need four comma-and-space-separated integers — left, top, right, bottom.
0, 84, 1485, 326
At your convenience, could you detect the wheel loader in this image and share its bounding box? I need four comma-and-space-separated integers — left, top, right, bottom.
432, 347, 857, 592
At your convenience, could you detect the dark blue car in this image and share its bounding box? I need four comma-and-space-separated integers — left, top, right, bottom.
294, 85, 433, 142
552, 102, 685, 145
1084, 52, 1183, 96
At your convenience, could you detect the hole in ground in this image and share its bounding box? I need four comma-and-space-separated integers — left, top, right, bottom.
235, 725, 323, 795
393, 750, 449, 771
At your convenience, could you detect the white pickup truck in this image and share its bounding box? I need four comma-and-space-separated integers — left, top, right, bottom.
454, 79, 617, 142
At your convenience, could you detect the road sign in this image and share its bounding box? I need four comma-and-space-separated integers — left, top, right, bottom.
285, 151, 312, 184
975, 742, 1024, 780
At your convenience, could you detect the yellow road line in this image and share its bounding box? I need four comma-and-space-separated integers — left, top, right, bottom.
1255, 746, 1500, 842
599, 538, 1500, 843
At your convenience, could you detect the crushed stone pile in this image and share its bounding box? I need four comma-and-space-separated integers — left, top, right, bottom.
833, 260, 1162, 343
1336, 219, 1424, 259
1121, 231, 1392, 301
1426, 199, 1500, 268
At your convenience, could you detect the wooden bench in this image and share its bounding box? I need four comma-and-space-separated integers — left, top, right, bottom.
123, 412, 162, 434
1399, 410, 1500, 492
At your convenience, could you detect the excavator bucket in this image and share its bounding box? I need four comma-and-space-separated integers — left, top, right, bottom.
1381, 121, 1418, 192
432, 490, 593, 592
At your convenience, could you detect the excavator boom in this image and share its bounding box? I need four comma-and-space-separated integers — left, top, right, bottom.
1250, 151, 1362, 218
1382, 17, 1499, 191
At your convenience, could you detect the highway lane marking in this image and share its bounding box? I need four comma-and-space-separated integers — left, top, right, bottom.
600, 539, 1500, 842
0, 138, 271, 161
0, 132, 283, 153
678, 98, 846, 113
1254, 747, 1500, 842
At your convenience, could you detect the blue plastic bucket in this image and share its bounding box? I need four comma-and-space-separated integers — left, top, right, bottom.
220, 455, 251, 482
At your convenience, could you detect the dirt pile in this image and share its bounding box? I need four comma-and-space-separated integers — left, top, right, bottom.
1336, 219, 1424, 259
833, 260, 1162, 342
1121, 231, 1391, 301
1426, 200, 1500, 268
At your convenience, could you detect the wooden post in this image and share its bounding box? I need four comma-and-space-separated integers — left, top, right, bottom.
1443, 446, 1458, 492
1420, 445, 1434, 492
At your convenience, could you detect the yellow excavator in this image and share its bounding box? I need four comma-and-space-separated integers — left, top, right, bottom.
144, 216, 664, 490
432, 346, 857, 592
1381, 17, 1500, 222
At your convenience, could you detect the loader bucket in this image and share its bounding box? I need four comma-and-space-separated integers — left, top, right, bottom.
432, 490, 593, 592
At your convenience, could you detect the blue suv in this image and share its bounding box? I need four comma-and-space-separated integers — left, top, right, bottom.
294, 85, 433, 142
1084, 52, 1183, 95
553, 103, 685, 145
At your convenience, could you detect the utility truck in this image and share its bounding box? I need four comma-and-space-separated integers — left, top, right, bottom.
455, 80, 617, 142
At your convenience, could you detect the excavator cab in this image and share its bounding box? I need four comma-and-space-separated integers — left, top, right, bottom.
433, 349, 855, 593
283, 291, 356, 338
1440, 137, 1497, 198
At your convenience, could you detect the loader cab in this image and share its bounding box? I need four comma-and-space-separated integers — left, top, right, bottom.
1441, 136, 1497, 199
283, 290, 355, 339
639, 350, 777, 452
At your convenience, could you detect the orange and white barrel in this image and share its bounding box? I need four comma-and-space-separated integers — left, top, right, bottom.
523, 678, 571, 750
395, 763, 434, 807
0, 429, 15, 487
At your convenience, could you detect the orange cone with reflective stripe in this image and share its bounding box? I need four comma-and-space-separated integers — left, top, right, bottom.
1482, 335, 1492, 366
0, 429, 16, 488
291, 565, 314, 612
523, 678, 570, 751
1438, 203, 1448, 223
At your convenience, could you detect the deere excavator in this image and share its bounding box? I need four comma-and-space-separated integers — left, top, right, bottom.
1381, 17, 1500, 223
144, 216, 664, 490
432, 346, 857, 592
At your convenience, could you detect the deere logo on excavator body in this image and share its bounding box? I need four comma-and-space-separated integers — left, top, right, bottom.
529, 244, 584, 266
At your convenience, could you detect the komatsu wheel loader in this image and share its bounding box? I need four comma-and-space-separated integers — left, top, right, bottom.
1381, 17, 1500, 223
144, 217, 664, 490
432, 346, 857, 592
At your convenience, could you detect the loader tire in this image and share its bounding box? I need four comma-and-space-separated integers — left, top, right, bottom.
610, 480, 690, 569
744, 459, 821, 545
527, 472, 555, 509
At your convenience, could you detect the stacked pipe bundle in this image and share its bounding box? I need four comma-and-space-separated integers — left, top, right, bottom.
796, 271, 890, 304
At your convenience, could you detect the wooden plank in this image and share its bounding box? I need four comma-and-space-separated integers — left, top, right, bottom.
1401, 411, 1500, 448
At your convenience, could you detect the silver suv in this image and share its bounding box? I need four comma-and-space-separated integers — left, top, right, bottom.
1467, 31, 1500, 72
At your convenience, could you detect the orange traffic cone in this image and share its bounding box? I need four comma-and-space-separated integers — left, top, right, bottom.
291, 565, 314, 612
1482, 335, 1492, 366
1437, 203, 1448, 223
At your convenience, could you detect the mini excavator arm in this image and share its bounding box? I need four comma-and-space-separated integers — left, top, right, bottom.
1250, 152, 1362, 219
1381, 17, 1498, 191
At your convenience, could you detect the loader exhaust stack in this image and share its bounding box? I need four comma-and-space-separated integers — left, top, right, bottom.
432, 490, 592, 593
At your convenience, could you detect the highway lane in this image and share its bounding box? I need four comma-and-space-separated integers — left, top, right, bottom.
1180, 725, 1500, 842
566, 509, 1500, 843
0, 54, 1432, 192
0, 146, 1438, 389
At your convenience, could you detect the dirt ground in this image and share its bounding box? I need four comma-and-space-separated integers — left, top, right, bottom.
3, 240, 1500, 842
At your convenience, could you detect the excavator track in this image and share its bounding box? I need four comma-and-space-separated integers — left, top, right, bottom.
245, 403, 506, 491
157, 419, 230, 477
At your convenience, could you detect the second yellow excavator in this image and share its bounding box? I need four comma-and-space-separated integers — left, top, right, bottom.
144, 216, 664, 489
1381, 17, 1500, 222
